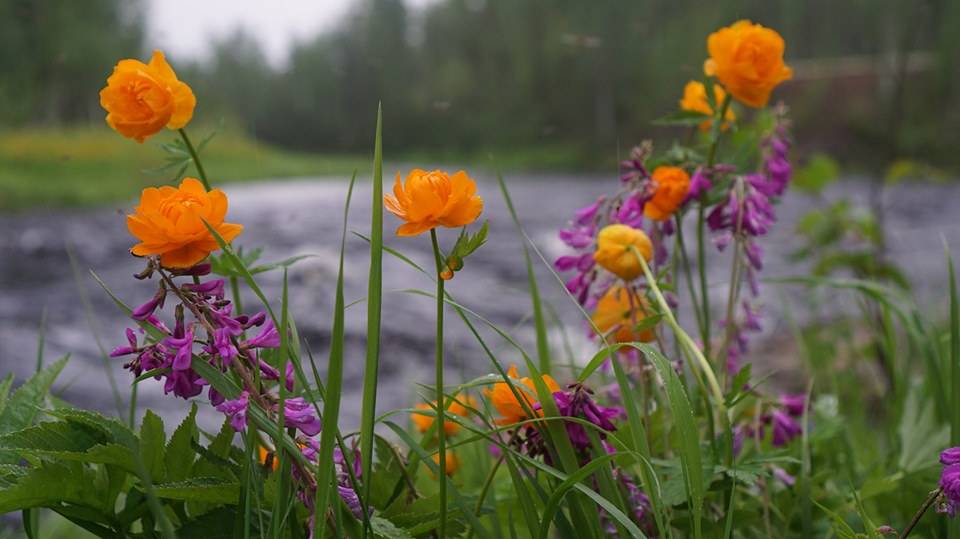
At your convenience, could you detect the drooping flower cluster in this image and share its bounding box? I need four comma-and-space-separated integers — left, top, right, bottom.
110, 263, 281, 407
733, 393, 807, 454
707, 105, 792, 371
938, 447, 960, 517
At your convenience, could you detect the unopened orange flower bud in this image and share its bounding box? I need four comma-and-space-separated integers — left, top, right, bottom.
593, 224, 653, 280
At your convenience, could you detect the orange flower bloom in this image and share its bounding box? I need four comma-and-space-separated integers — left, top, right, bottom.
593, 224, 653, 280
592, 286, 657, 343
127, 177, 243, 268
679, 81, 736, 131
411, 395, 477, 436
704, 20, 793, 108
384, 169, 483, 236
484, 365, 560, 426
258, 446, 279, 472
644, 166, 691, 222
430, 451, 460, 477
99, 50, 196, 142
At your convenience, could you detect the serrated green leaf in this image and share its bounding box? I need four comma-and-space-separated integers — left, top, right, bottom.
0, 374, 15, 418
154, 477, 240, 504
166, 403, 198, 482
140, 410, 166, 482
0, 462, 105, 513
370, 515, 415, 539
0, 357, 68, 442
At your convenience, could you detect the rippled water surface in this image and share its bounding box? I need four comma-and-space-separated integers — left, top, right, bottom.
2, 174, 958, 431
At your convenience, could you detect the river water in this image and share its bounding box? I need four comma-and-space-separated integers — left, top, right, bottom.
1, 173, 958, 432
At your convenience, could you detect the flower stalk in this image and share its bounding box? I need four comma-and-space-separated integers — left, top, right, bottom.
429, 228, 449, 537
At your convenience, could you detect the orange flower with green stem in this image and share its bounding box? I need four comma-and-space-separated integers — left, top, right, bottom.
484, 365, 561, 426
680, 81, 736, 131
385, 167, 483, 537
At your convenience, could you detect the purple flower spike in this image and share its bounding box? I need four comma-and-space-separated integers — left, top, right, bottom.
110, 328, 139, 357
246, 319, 280, 349
779, 394, 807, 417
216, 391, 250, 432
212, 327, 238, 364
769, 410, 801, 447
132, 292, 165, 321
163, 327, 194, 371
941, 461, 960, 517
183, 279, 226, 300
574, 196, 605, 225
687, 167, 712, 200
942, 447, 960, 466
283, 397, 321, 436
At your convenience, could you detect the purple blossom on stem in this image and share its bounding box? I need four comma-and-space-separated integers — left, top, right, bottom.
216, 391, 249, 432
940, 457, 960, 517
552, 384, 622, 452
245, 319, 280, 349
110, 328, 139, 357
163, 326, 194, 371
768, 409, 801, 447
283, 397, 321, 436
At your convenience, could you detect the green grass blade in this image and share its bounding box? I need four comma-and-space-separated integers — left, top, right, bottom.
314, 173, 356, 539
359, 104, 384, 537
948, 241, 960, 539
496, 172, 551, 372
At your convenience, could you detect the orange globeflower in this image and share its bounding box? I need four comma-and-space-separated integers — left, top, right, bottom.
593, 224, 653, 280
99, 50, 196, 143
644, 166, 691, 222
258, 446, 279, 472
704, 20, 792, 108
679, 81, 736, 131
592, 286, 657, 343
431, 451, 460, 477
127, 177, 243, 268
384, 169, 483, 236
411, 395, 477, 436
484, 365, 560, 426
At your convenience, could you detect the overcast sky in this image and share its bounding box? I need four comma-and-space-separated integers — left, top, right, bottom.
147, 0, 436, 66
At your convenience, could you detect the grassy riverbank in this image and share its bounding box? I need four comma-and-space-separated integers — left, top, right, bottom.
0, 127, 370, 210
0, 128, 602, 211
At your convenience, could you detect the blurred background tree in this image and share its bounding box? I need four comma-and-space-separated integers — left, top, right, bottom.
2, 0, 958, 173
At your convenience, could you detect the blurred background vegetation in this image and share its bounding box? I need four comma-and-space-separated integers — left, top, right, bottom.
0, 0, 958, 208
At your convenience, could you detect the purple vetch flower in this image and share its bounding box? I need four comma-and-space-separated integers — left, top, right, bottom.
211, 327, 238, 364
574, 196, 605, 225
163, 368, 204, 399
780, 394, 807, 417
940, 459, 960, 517
942, 447, 960, 466
245, 319, 281, 349
552, 384, 622, 452
132, 291, 165, 320
216, 391, 250, 432
768, 409, 801, 447
559, 225, 595, 249
283, 397, 321, 436
687, 167, 712, 200
772, 466, 796, 486
182, 278, 226, 299
338, 485, 364, 519
163, 327, 195, 371
110, 328, 140, 357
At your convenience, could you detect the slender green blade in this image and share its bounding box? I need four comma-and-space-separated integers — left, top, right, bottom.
359, 105, 384, 537
948, 243, 960, 539
314, 173, 356, 539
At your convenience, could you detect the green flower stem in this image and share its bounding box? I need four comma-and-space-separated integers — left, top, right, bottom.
630, 246, 725, 409
178, 128, 211, 191
675, 214, 705, 341
899, 488, 942, 539
696, 92, 732, 360
429, 228, 448, 538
